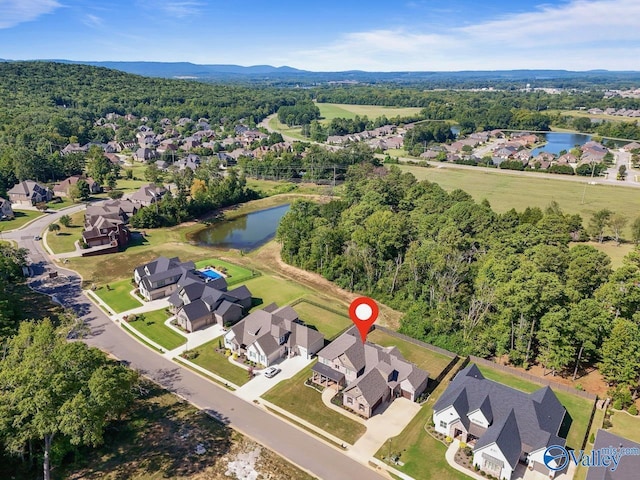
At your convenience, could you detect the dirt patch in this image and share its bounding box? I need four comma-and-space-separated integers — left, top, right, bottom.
494, 355, 609, 397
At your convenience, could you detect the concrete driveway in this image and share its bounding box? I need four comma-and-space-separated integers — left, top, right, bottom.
235, 356, 313, 401
349, 398, 421, 462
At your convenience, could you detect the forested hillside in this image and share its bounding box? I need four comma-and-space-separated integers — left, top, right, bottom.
0, 62, 306, 195
277, 165, 640, 403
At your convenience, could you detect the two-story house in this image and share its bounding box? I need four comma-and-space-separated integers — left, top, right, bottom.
311, 328, 429, 418
224, 303, 324, 367
133, 256, 196, 301
7, 180, 53, 206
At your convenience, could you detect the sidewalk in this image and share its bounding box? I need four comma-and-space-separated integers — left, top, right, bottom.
321, 386, 366, 425
445, 440, 481, 480
162, 319, 224, 359
175, 356, 240, 390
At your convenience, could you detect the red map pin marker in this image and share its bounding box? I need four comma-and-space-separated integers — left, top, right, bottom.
349, 296, 379, 343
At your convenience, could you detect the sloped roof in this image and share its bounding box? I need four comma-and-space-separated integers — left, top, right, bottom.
586, 429, 640, 480
475, 409, 522, 469
180, 299, 210, 323
343, 368, 389, 406
433, 364, 566, 455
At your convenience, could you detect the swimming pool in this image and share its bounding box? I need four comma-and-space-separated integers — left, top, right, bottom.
200, 269, 223, 280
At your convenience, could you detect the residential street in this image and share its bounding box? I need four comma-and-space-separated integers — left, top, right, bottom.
3, 209, 387, 480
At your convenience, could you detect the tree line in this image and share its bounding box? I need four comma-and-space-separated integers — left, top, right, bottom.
277, 165, 640, 404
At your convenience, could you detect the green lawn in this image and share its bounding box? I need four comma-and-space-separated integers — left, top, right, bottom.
127, 309, 186, 351
0, 209, 43, 232
294, 300, 352, 340
367, 329, 455, 380
267, 116, 309, 141
477, 364, 595, 450
46, 210, 85, 254
607, 410, 640, 443
194, 258, 257, 285
317, 103, 422, 123
398, 164, 640, 238
262, 363, 366, 444
93, 278, 143, 313
239, 274, 310, 309
47, 198, 75, 210
190, 338, 250, 386
375, 358, 470, 480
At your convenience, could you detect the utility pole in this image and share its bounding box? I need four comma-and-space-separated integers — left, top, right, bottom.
580, 160, 597, 205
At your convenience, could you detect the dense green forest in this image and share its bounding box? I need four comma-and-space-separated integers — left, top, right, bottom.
277, 166, 640, 402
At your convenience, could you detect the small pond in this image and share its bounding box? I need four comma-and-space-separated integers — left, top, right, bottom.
530, 132, 592, 156
195, 204, 290, 250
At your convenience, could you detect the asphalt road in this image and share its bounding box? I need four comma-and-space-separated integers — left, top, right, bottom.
4, 206, 386, 480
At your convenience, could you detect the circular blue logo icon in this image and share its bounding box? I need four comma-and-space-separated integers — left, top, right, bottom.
544, 445, 569, 471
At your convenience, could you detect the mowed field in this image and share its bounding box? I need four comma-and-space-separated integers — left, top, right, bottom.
398, 164, 640, 238
317, 103, 422, 123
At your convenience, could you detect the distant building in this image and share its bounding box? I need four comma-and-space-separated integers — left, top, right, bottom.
7, 181, 53, 206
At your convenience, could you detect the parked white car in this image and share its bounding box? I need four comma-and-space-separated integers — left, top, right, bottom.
263, 367, 281, 378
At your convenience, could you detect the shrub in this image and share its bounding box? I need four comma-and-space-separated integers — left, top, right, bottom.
575, 383, 584, 391
589, 432, 595, 444
628, 404, 638, 416
613, 399, 623, 410
445, 436, 452, 444
603, 418, 613, 429
460, 441, 467, 449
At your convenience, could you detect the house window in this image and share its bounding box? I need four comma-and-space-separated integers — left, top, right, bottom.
358, 404, 365, 411
347, 397, 353, 405
439, 420, 447, 429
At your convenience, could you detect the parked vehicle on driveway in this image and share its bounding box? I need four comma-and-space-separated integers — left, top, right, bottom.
263, 367, 281, 378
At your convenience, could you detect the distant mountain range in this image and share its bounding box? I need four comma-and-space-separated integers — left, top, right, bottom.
1, 59, 639, 86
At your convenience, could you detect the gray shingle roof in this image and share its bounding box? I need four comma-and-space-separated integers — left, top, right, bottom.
475, 409, 521, 469
343, 368, 389, 406
433, 364, 566, 455
180, 299, 210, 323
586, 429, 640, 480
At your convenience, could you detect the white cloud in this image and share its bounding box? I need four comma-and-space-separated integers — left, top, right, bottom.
83, 14, 103, 28
286, 0, 640, 71
0, 0, 61, 29
155, 0, 204, 18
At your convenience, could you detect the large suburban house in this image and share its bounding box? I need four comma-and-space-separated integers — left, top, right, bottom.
130, 183, 167, 206
585, 430, 640, 480
168, 276, 252, 332
224, 303, 325, 367
433, 364, 567, 480
312, 328, 429, 418
0, 197, 14, 220
134, 256, 196, 301
7, 180, 53, 206
53, 175, 101, 197
82, 199, 138, 251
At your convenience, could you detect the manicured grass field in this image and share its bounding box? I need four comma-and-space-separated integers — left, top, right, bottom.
93, 278, 143, 313
375, 358, 470, 480
47, 199, 75, 210
317, 103, 422, 123
127, 309, 186, 351
607, 410, 640, 443
262, 363, 366, 444
398, 164, 640, 237
0, 209, 43, 232
294, 300, 352, 340
194, 258, 257, 285
45, 210, 85, 254
477, 364, 595, 450
367, 329, 455, 380
239, 274, 309, 309
190, 338, 250, 386
267, 116, 309, 141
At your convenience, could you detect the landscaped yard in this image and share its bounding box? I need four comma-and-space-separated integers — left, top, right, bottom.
367, 329, 455, 380
399, 164, 640, 238
293, 299, 351, 340
189, 338, 251, 387
0, 209, 43, 232
374, 358, 470, 480
93, 278, 143, 313
194, 258, 257, 285
46, 210, 85, 254
262, 363, 366, 445
47, 198, 75, 210
477, 364, 595, 450
607, 409, 640, 443
126, 309, 186, 351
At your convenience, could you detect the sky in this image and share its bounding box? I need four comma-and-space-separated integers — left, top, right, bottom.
0, 0, 639, 71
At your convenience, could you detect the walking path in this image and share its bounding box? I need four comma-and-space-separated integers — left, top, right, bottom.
446, 440, 484, 480
321, 386, 367, 424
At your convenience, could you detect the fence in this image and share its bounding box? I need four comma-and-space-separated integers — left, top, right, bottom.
468, 355, 597, 401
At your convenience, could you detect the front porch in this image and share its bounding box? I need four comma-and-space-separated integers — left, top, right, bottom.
311, 362, 345, 388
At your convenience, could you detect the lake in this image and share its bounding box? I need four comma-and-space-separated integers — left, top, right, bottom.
195, 204, 290, 250
530, 132, 592, 156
